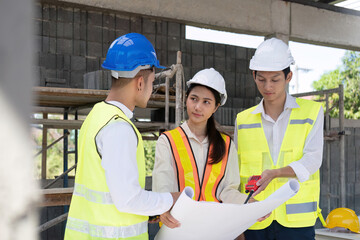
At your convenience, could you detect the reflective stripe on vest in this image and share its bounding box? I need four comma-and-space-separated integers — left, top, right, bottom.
73, 183, 113, 204
66, 217, 147, 239
286, 202, 317, 214
163, 126, 231, 202
237, 98, 321, 229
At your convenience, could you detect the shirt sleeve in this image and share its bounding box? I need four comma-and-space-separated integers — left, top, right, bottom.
96, 121, 173, 216
152, 134, 178, 193
288, 107, 324, 182
218, 140, 248, 204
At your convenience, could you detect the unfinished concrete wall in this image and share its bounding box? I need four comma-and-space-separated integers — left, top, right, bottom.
34, 1, 261, 111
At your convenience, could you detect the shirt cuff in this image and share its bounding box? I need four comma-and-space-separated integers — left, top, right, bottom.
288, 162, 310, 182
161, 192, 174, 212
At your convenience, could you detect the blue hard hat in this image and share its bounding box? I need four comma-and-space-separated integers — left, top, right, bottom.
102, 33, 165, 71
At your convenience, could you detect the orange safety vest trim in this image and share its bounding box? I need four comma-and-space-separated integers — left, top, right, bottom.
163, 126, 231, 202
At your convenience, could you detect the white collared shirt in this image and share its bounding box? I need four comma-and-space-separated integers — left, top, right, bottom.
153, 121, 248, 204
234, 93, 324, 182
95, 101, 173, 216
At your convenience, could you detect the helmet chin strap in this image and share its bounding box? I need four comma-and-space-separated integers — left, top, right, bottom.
111, 65, 151, 79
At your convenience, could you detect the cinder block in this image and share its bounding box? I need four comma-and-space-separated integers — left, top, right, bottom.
116, 15, 130, 32
236, 59, 248, 73
168, 22, 180, 37
56, 54, 64, 70
162, 21, 168, 35
180, 24, 185, 39
45, 69, 57, 79
80, 10, 87, 25
70, 71, 85, 88
183, 67, 191, 82
233, 98, 244, 109
204, 56, 214, 68
71, 56, 86, 71
182, 53, 191, 67
46, 78, 66, 84
63, 54, 71, 70
87, 26, 103, 42
156, 22, 162, 34
225, 71, 236, 98
80, 24, 86, 40
226, 45, 236, 59
42, 20, 49, 36
42, 36, 49, 53
236, 47, 247, 59
86, 57, 100, 72
214, 44, 225, 58
88, 11, 102, 27
57, 7, 73, 22
49, 5, 57, 21
74, 8, 80, 23
40, 53, 56, 69
191, 41, 203, 55
214, 57, 226, 71
130, 17, 141, 33
57, 22, 64, 38
103, 13, 115, 29
74, 23, 80, 40
204, 42, 214, 56
108, 30, 116, 42
191, 55, 203, 69
244, 78, 256, 98
63, 23, 73, 39
235, 73, 244, 97
180, 39, 191, 53
155, 36, 161, 50
161, 36, 167, 50
49, 21, 57, 37
49, 37, 56, 54
116, 29, 129, 38
226, 57, 235, 72
143, 18, 156, 34
42, 4, 50, 21
56, 39, 73, 55
87, 42, 102, 57
168, 37, 180, 51
168, 51, 177, 66
102, 28, 109, 44
103, 43, 110, 58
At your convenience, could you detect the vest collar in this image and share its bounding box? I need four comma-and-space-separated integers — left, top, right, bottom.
105, 101, 133, 119
251, 92, 300, 116
182, 121, 209, 144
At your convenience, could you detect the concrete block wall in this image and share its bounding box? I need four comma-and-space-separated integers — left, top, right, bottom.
34, 1, 261, 111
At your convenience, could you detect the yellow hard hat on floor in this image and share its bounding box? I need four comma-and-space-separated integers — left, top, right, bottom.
325, 208, 360, 233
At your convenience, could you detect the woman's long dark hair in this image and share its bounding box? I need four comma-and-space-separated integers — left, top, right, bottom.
186, 83, 226, 164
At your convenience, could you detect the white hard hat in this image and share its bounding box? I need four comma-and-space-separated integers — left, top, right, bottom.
249, 38, 295, 71
187, 68, 227, 106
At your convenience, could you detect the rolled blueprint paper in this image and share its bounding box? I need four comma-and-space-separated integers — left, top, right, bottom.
155, 179, 300, 240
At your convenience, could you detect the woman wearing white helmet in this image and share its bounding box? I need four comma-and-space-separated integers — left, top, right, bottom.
152, 68, 250, 226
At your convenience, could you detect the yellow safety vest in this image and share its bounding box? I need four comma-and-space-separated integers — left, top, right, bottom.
163, 126, 231, 202
237, 98, 321, 229
65, 101, 148, 240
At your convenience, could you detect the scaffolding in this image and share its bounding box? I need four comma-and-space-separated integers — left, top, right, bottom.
292, 84, 347, 212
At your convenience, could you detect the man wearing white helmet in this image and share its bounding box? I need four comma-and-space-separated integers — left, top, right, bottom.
235, 38, 324, 240
65, 33, 180, 240
153, 68, 255, 227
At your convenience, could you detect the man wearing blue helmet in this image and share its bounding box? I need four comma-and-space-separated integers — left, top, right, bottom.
65, 33, 180, 240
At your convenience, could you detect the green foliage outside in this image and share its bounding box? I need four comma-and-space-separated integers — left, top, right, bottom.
34, 125, 157, 178
312, 51, 360, 119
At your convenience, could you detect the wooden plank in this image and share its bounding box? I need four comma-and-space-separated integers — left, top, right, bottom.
31, 119, 83, 129
40, 188, 73, 207
33, 86, 176, 109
